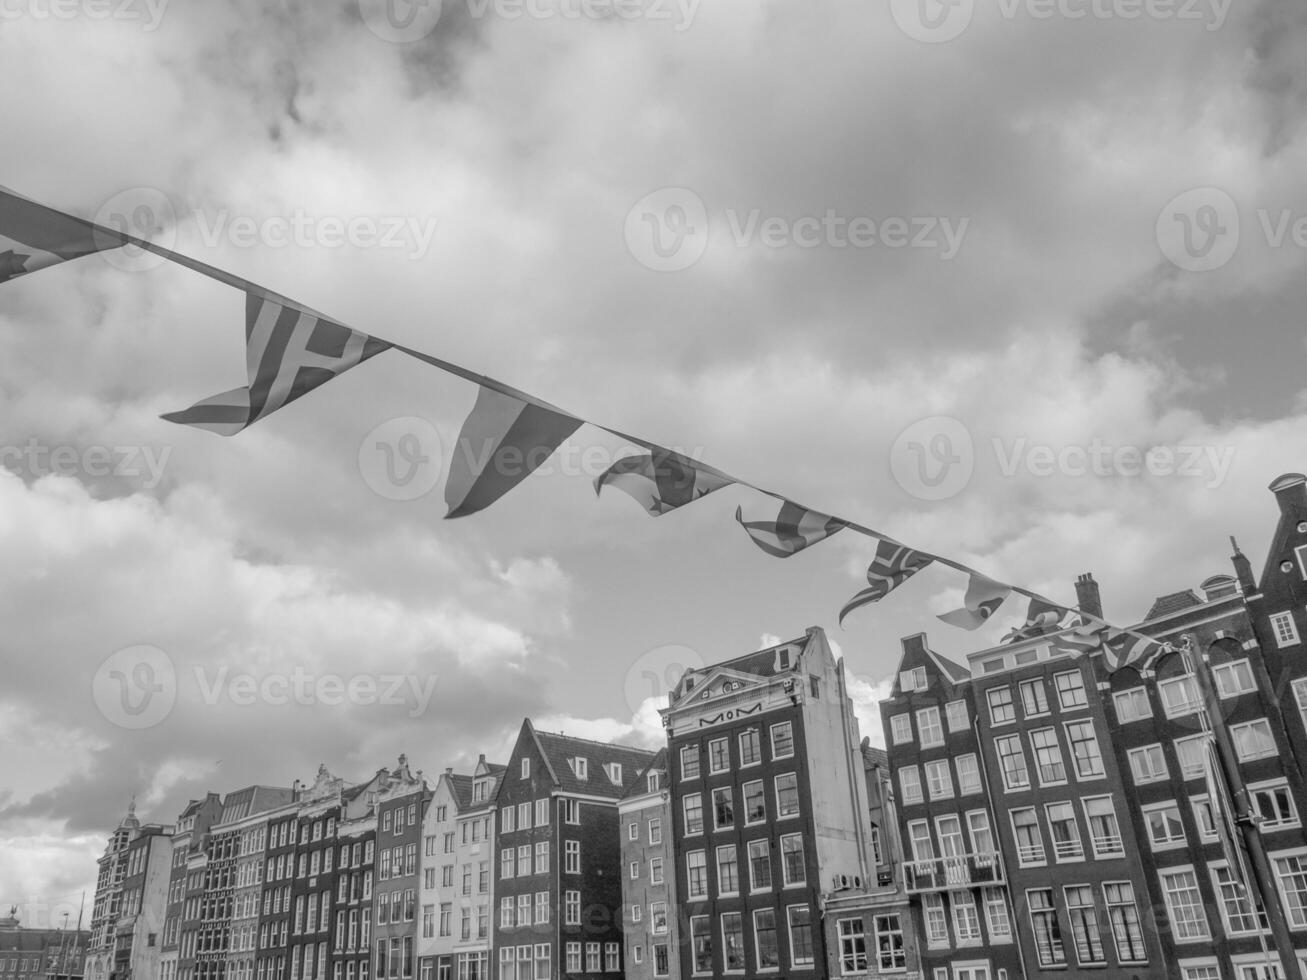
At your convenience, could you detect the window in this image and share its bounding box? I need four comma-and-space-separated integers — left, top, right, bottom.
1214, 659, 1256, 697
535, 841, 548, 873
1113, 687, 1150, 722
1028, 889, 1066, 967
890, 714, 912, 745
651, 902, 668, 935
719, 913, 744, 973
1065, 721, 1105, 778
572, 757, 588, 780
1159, 675, 1202, 719
709, 738, 730, 774
712, 787, 735, 829
984, 888, 1011, 942
683, 793, 703, 835
1144, 803, 1186, 850
951, 890, 982, 943
517, 844, 531, 876
753, 910, 779, 971
565, 945, 580, 974
987, 687, 1015, 724
775, 773, 800, 818
501, 848, 514, 880
837, 919, 866, 974
1046, 802, 1084, 861
535, 893, 548, 926
1030, 729, 1066, 785
1102, 882, 1146, 963
1160, 867, 1210, 940
585, 945, 600, 974
946, 699, 969, 732
771, 722, 795, 759
1175, 735, 1208, 780
1271, 611, 1300, 647
923, 894, 948, 946
996, 735, 1029, 790
1083, 797, 1124, 857
1250, 780, 1300, 830
742, 780, 766, 824
521, 759, 530, 779
652, 945, 668, 979
604, 945, 619, 973
518, 803, 532, 830
1272, 852, 1307, 928
564, 891, 580, 926
716, 846, 739, 896
1054, 670, 1087, 710
564, 841, 579, 874
535, 799, 548, 826
629, 860, 639, 879
739, 729, 761, 766
680, 745, 700, 781
924, 760, 953, 800
966, 810, 996, 859
1063, 886, 1105, 964
1212, 864, 1267, 935
780, 834, 805, 886
649, 817, 662, 843
787, 907, 814, 967
689, 917, 711, 976
747, 840, 771, 891
686, 851, 707, 899
1011, 808, 1045, 865
628, 821, 638, 841
1180, 966, 1220, 980
907, 819, 933, 864
899, 766, 923, 805
917, 706, 944, 747
1192, 796, 1218, 841
956, 754, 982, 795
899, 666, 927, 692
1020, 678, 1049, 717
1128, 744, 1167, 784
1232, 719, 1276, 761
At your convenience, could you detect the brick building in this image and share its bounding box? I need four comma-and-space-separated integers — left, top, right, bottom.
161, 793, 223, 980
660, 627, 876, 980
373, 758, 429, 980
492, 720, 656, 980
0, 908, 91, 980
617, 750, 677, 980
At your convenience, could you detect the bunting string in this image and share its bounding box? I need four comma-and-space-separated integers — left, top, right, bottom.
0, 186, 1178, 668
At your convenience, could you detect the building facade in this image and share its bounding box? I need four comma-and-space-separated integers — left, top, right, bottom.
617, 750, 678, 980
0, 907, 91, 980
661, 627, 877, 980
492, 719, 656, 980
417, 756, 503, 980
373, 758, 428, 980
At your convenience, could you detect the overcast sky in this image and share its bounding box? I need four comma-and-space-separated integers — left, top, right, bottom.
3, 0, 1307, 927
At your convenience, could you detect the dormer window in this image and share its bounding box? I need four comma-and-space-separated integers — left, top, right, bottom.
778, 648, 791, 669
473, 782, 486, 803
607, 763, 622, 785
647, 772, 660, 793
572, 758, 588, 780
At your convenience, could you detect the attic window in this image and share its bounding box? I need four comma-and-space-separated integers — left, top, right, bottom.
899, 667, 927, 692
647, 772, 660, 793
473, 781, 486, 803
572, 757, 588, 780
607, 763, 623, 785
521, 759, 530, 780
778, 648, 791, 669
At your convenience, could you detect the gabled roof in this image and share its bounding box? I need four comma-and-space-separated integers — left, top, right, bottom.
1144, 589, 1204, 621
621, 748, 668, 801
522, 720, 658, 799
861, 744, 889, 771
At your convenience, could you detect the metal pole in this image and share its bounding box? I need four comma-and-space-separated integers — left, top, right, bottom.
1187, 636, 1297, 977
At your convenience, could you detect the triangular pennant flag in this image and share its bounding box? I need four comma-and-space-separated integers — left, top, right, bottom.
594, 449, 731, 516
1046, 622, 1107, 657
163, 291, 389, 435
0, 187, 125, 284
444, 386, 583, 518
1101, 628, 1166, 673
938, 573, 1012, 630
1025, 595, 1068, 631
839, 540, 933, 626
734, 501, 845, 558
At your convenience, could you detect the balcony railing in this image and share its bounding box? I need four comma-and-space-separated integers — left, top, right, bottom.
1052, 839, 1085, 861
1090, 834, 1125, 858
905, 852, 1004, 893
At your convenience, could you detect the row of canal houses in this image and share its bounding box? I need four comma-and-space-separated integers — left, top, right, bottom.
84, 474, 1307, 980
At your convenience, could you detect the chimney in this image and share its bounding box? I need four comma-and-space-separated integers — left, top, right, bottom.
1270, 473, 1307, 516
1075, 573, 1103, 620
444, 767, 454, 776
1230, 536, 1257, 594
